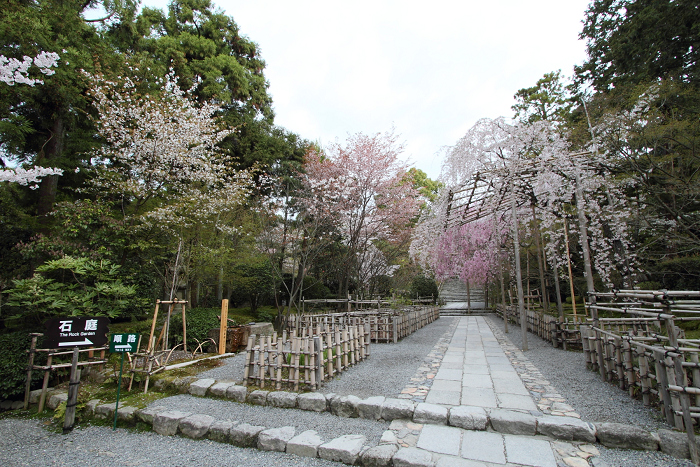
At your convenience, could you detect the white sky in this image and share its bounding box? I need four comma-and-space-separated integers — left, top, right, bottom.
142, 0, 592, 179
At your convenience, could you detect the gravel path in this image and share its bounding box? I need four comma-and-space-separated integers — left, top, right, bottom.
0, 418, 342, 467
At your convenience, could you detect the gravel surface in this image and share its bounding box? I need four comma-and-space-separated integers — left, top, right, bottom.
0, 418, 343, 467
484, 315, 694, 467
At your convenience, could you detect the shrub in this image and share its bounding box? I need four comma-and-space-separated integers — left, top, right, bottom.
170, 307, 221, 350
0, 332, 45, 400
410, 275, 439, 301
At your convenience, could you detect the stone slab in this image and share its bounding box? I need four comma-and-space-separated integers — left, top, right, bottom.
392, 447, 435, 467
417, 425, 461, 456
358, 396, 385, 420
153, 410, 192, 436
489, 409, 536, 436
248, 390, 269, 406
461, 430, 505, 464
460, 388, 497, 408
225, 385, 247, 402
207, 420, 236, 443
298, 392, 328, 412
595, 422, 659, 450
230, 423, 266, 447
361, 444, 399, 467
267, 391, 298, 409
179, 413, 215, 439
318, 434, 366, 464
188, 378, 215, 396
208, 382, 235, 397
382, 398, 415, 421
413, 403, 448, 425
537, 415, 596, 442
287, 430, 323, 458
504, 435, 557, 467
258, 426, 295, 452
448, 406, 488, 431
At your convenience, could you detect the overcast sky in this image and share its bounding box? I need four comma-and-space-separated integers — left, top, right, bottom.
143, 0, 592, 179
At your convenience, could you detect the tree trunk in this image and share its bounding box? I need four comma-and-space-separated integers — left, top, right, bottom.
36, 117, 65, 227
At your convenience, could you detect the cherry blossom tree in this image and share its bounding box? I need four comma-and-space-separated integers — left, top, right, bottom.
84, 69, 253, 300
304, 130, 421, 296
0, 51, 59, 86
412, 117, 637, 293
0, 51, 62, 187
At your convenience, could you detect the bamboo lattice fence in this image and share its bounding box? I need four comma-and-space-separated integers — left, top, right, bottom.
583, 290, 700, 462
495, 304, 582, 349
286, 305, 440, 343
243, 323, 370, 391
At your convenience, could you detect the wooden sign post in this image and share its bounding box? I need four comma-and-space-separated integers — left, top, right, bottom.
219, 299, 229, 354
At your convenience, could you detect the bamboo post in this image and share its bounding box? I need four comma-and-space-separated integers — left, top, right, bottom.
326, 333, 334, 378
638, 345, 651, 406
622, 338, 635, 396
219, 299, 229, 355
292, 337, 300, 392
147, 300, 161, 353
181, 302, 187, 353
37, 353, 53, 413
511, 180, 528, 351
654, 348, 675, 426
243, 335, 255, 386
664, 315, 699, 462
314, 336, 323, 387
258, 335, 266, 388
23, 334, 40, 410
62, 347, 80, 433
276, 340, 283, 390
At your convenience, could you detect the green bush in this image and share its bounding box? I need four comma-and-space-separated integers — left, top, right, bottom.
0, 332, 45, 400
170, 307, 221, 350
410, 275, 439, 301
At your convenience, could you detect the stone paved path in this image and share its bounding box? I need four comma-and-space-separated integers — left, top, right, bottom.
405, 316, 594, 467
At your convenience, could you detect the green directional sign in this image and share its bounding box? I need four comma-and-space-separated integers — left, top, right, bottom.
109, 333, 139, 353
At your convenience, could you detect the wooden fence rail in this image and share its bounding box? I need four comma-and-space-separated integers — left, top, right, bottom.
243, 323, 370, 391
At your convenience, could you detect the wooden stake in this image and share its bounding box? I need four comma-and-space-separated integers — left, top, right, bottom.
219, 299, 229, 355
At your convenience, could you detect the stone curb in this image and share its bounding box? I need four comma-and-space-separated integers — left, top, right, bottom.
185, 377, 679, 452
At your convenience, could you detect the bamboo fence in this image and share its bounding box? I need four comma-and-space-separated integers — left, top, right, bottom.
495, 304, 582, 349
286, 305, 440, 343
243, 323, 370, 391
582, 290, 700, 463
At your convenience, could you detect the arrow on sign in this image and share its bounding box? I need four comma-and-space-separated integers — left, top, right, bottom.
113, 345, 133, 350
58, 338, 94, 347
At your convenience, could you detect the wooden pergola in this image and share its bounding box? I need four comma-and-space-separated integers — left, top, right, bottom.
441, 152, 599, 351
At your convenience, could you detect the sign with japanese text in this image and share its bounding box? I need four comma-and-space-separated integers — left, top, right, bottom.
43, 317, 110, 348
109, 333, 140, 353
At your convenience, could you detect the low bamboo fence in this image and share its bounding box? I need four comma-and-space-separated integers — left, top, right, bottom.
243, 323, 370, 391
583, 290, 700, 463
286, 305, 440, 343
494, 304, 582, 349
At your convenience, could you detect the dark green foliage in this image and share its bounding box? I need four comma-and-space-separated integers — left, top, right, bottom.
3, 256, 141, 329
170, 307, 221, 350
0, 332, 45, 400
410, 275, 439, 301
576, 0, 700, 91
649, 256, 700, 290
